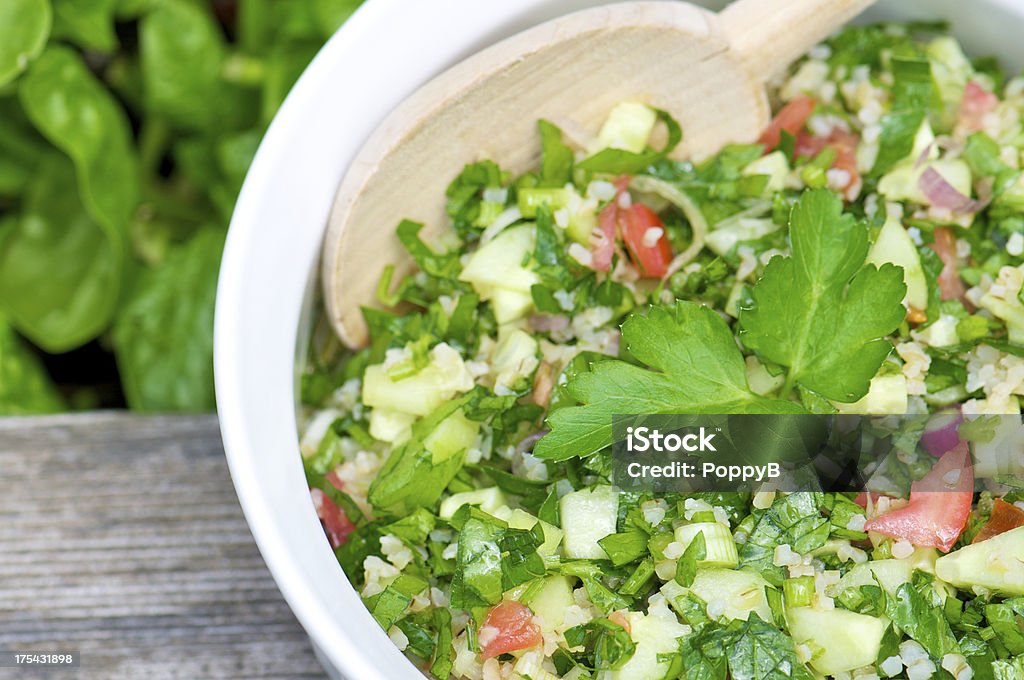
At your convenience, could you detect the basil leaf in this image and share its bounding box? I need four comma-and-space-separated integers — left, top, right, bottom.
19, 45, 138, 242
0, 314, 65, 414
140, 0, 255, 132
52, 0, 118, 52
113, 227, 225, 411
0, 157, 119, 351
0, 0, 51, 86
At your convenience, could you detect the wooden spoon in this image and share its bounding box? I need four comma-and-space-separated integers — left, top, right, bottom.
323, 0, 875, 348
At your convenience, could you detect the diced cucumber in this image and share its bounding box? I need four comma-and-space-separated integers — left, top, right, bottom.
936, 526, 1024, 596
494, 506, 564, 556
912, 120, 940, 163
978, 265, 1024, 345
597, 101, 657, 154
745, 355, 785, 397
879, 158, 973, 208
877, 119, 975, 209
743, 150, 790, 193
362, 345, 473, 417
459, 225, 539, 323
913, 313, 960, 348
518, 187, 597, 245
491, 329, 539, 393
927, 36, 972, 129
488, 286, 536, 324
425, 409, 479, 464
560, 486, 618, 559
866, 210, 928, 310
459, 225, 539, 293
512, 651, 559, 680
368, 408, 416, 443
523, 575, 574, 629
674, 522, 739, 568
511, 510, 564, 557
972, 412, 1024, 479
833, 374, 908, 415
867, 557, 919, 596
601, 606, 689, 680
438, 486, 506, 519
565, 206, 597, 245
518, 188, 572, 217
786, 606, 888, 675
836, 559, 910, 599
832, 549, 941, 599
682, 567, 773, 622
706, 217, 780, 257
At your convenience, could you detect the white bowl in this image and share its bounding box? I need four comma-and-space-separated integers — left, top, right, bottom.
214, 1, 1024, 678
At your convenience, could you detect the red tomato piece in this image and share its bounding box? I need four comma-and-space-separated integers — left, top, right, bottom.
930, 227, 968, 304
620, 204, 673, 278
310, 487, 356, 549
973, 498, 1024, 544
826, 129, 861, 199
759, 96, 816, 151
854, 491, 893, 509
863, 441, 974, 552
326, 471, 347, 491
958, 81, 999, 134
479, 601, 542, 660
795, 127, 861, 200
608, 610, 632, 634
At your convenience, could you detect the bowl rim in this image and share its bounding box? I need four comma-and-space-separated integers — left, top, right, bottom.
213, 0, 623, 677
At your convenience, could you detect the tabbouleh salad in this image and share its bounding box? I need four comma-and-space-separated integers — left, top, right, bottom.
299, 22, 1024, 680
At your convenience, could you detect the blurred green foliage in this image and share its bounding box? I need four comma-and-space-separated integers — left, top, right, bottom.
0, 0, 362, 413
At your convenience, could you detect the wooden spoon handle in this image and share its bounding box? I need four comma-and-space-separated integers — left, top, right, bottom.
721, 0, 876, 82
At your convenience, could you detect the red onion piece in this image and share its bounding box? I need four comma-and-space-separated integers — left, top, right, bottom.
914, 140, 936, 169
529, 314, 569, 332
921, 406, 963, 457
918, 166, 984, 213
516, 429, 550, 454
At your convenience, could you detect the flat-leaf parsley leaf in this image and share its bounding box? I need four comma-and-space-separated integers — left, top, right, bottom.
739, 189, 906, 403
534, 301, 803, 461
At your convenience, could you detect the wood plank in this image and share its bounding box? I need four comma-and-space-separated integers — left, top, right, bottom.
0, 413, 326, 680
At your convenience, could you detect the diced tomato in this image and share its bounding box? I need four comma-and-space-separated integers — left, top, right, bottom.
593, 200, 618, 272
958, 81, 999, 134
827, 129, 861, 200
620, 203, 673, 278
795, 127, 861, 200
793, 131, 826, 159
479, 600, 542, 660
595, 179, 674, 277
608, 610, 632, 634
930, 227, 969, 305
854, 491, 893, 509
759, 96, 816, 151
310, 487, 356, 549
973, 498, 1024, 544
326, 471, 347, 491
863, 441, 974, 552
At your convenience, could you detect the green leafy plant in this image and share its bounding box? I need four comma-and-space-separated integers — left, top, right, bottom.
0, 0, 363, 413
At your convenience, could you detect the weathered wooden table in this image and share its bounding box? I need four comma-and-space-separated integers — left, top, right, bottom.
0, 413, 326, 680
